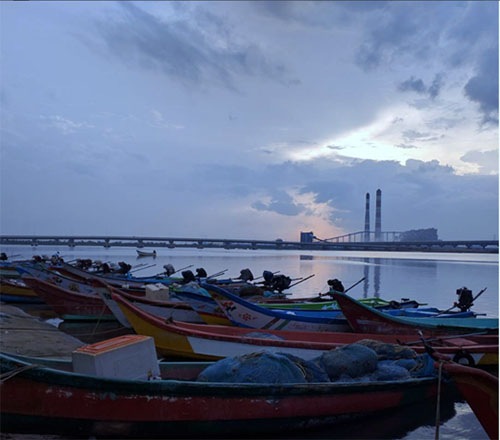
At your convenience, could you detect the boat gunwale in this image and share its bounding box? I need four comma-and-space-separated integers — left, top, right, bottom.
0, 352, 437, 398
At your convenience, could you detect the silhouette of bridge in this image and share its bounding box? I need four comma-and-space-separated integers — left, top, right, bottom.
0, 235, 497, 253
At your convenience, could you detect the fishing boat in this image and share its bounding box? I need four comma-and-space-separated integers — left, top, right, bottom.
438, 361, 498, 439
22, 276, 116, 321
0, 278, 42, 303
22, 276, 204, 324
0, 351, 444, 437
332, 292, 498, 336
99, 288, 205, 326
112, 291, 499, 365
136, 249, 157, 257
203, 284, 481, 333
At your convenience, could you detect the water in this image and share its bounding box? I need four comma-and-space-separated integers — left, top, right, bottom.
2, 245, 497, 439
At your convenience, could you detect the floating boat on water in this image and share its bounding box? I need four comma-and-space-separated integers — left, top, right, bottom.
112, 291, 499, 366
203, 284, 481, 333
438, 361, 498, 439
0, 351, 443, 437
332, 292, 498, 336
136, 249, 157, 257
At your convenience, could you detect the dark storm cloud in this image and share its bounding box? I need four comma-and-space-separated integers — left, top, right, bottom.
464, 48, 499, 125
398, 73, 444, 99
252, 190, 307, 216
398, 77, 426, 94
193, 156, 497, 239
95, 3, 293, 89
251, 1, 388, 28
461, 149, 499, 174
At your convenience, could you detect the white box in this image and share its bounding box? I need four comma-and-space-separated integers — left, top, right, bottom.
72, 335, 160, 380
145, 283, 170, 301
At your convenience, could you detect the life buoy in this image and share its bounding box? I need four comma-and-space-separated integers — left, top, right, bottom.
452, 350, 475, 367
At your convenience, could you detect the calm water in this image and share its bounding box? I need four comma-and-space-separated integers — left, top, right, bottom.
2, 245, 497, 439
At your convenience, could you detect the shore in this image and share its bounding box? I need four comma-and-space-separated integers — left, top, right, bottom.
0, 303, 84, 357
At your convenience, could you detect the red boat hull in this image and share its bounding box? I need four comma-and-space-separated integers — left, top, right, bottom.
22, 277, 114, 320
440, 362, 498, 439
0, 353, 439, 437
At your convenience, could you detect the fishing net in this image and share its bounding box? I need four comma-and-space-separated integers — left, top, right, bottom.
197, 351, 308, 384
316, 343, 378, 380
355, 339, 417, 360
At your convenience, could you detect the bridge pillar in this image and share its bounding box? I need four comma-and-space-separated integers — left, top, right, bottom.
104, 238, 110, 248
68, 238, 75, 248
137, 239, 144, 248
168, 240, 175, 249
197, 241, 204, 249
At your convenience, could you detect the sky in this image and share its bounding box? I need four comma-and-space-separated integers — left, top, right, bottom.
0, 1, 498, 241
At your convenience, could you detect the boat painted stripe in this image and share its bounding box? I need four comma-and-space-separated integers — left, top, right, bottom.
262, 317, 281, 330
275, 320, 290, 331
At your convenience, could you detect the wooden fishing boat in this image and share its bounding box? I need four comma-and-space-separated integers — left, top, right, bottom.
203, 284, 481, 333
22, 276, 204, 324
99, 288, 205, 326
0, 278, 42, 303
332, 292, 498, 336
22, 276, 116, 321
136, 249, 157, 257
112, 292, 499, 365
438, 361, 498, 439
0, 351, 443, 437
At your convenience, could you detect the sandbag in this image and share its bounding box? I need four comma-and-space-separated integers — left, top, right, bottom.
317, 344, 378, 380
197, 351, 308, 384
355, 339, 417, 360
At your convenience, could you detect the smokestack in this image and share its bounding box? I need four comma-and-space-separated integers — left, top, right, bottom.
375, 189, 382, 241
364, 193, 370, 242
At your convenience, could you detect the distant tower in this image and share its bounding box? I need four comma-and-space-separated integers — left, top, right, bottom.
375, 189, 382, 241
364, 193, 370, 242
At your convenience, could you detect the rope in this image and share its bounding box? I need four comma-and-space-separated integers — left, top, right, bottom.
90, 305, 109, 337
434, 361, 443, 440
0, 364, 39, 384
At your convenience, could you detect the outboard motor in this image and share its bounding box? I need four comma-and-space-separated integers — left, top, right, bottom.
238, 268, 254, 282
118, 261, 132, 274
456, 287, 473, 312
101, 263, 110, 273
164, 264, 175, 276
327, 279, 345, 293
271, 275, 291, 293
262, 271, 274, 287
0, 252, 7, 261
182, 270, 196, 283
196, 268, 208, 278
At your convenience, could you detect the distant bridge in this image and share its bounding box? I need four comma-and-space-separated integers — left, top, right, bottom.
0, 235, 497, 253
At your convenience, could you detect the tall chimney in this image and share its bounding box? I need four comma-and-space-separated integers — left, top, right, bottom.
364, 193, 370, 242
375, 188, 382, 241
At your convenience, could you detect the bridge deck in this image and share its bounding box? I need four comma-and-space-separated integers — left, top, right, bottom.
0, 235, 497, 253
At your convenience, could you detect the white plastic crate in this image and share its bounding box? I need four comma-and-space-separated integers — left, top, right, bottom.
72, 335, 160, 380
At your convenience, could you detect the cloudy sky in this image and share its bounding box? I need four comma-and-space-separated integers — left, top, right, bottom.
0, 1, 498, 241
